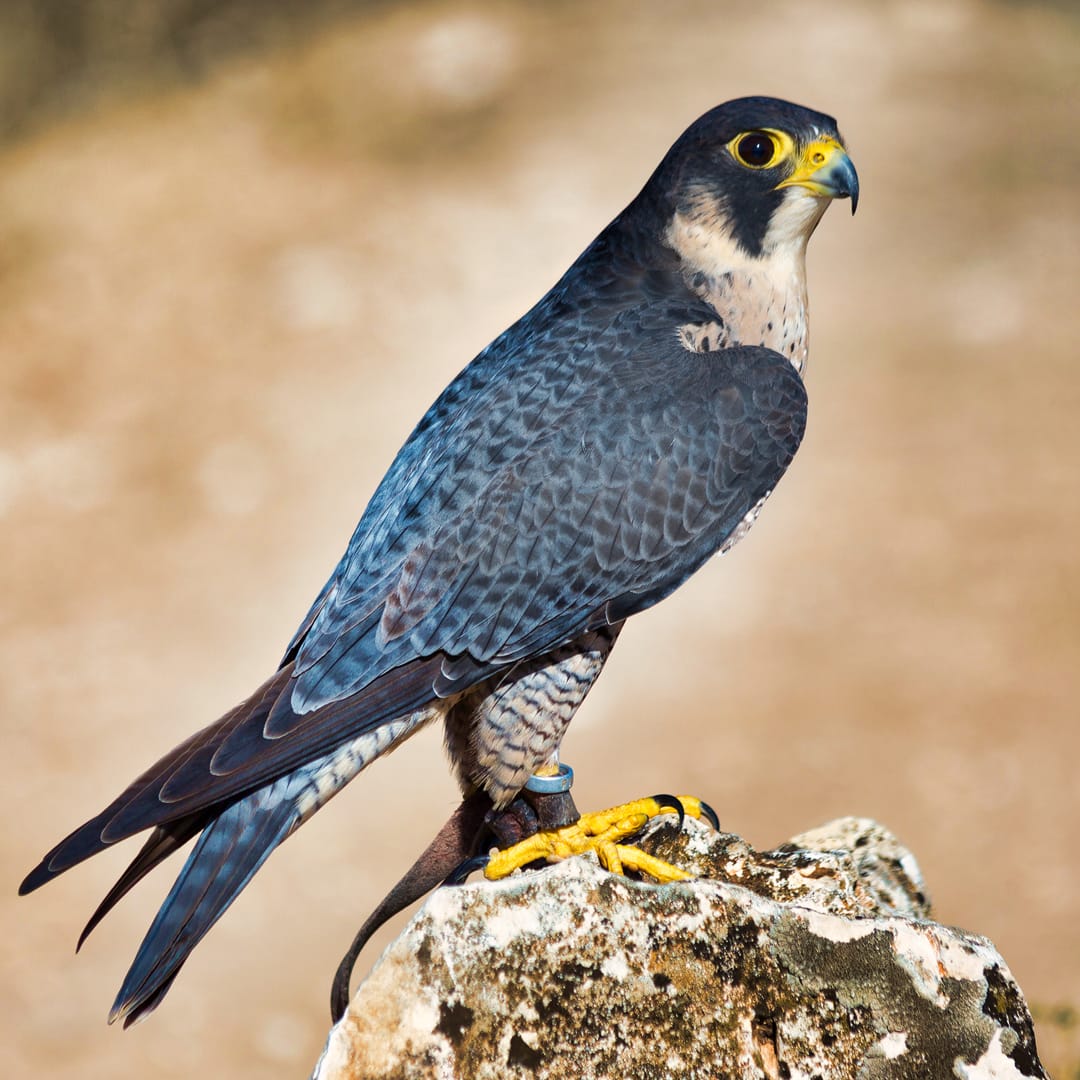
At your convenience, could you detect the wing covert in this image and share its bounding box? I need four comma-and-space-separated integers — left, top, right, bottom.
288, 306, 807, 716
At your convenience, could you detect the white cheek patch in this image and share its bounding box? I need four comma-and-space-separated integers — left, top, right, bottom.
664, 203, 759, 280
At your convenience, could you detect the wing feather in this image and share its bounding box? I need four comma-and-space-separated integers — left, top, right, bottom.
22, 299, 806, 908
289, 315, 806, 705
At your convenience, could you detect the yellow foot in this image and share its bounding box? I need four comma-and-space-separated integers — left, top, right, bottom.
483, 795, 715, 884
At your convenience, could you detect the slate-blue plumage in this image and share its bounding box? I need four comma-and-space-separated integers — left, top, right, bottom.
21, 96, 859, 1025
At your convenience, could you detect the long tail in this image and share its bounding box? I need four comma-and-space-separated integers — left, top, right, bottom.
19, 648, 465, 1022
19, 667, 295, 896
102, 706, 435, 1024
77, 815, 212, 952
109, 774, 303, 1027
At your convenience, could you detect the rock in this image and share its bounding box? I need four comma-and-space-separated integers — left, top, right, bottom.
313, 816, 1047, 1079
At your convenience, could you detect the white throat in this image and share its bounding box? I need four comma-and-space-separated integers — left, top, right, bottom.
664, 187, 829, 375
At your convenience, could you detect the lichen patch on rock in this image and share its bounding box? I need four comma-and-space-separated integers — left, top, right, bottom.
313, 817, 1047, 1079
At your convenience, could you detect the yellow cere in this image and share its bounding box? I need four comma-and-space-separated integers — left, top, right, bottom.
777, 135, 848, 193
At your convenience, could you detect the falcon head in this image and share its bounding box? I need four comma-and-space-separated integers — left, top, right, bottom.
648, 96, 859, 260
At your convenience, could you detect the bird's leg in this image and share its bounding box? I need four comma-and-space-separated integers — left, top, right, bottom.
483, 764, 582, 849
471, 762, 719, 885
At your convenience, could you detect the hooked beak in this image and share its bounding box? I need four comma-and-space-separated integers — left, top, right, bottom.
776, 136, 859, 215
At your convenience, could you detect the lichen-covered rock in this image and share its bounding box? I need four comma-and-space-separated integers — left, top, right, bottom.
313, 817, 1046, 1079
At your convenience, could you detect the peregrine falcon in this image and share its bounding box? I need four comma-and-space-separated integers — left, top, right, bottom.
20, 96, 858, 1025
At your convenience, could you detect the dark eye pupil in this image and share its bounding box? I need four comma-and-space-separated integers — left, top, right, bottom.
738, 134, 774, 166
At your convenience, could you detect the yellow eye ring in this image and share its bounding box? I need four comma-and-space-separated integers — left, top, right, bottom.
728, 128, 794, 170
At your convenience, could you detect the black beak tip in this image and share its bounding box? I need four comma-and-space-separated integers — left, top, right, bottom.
829, 153, 859, 217
844, 163, 860, 216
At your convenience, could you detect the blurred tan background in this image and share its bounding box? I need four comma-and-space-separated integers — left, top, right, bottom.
2, 0, 1078, 1076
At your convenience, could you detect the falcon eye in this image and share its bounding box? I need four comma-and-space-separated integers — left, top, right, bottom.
733, 131, 780, 169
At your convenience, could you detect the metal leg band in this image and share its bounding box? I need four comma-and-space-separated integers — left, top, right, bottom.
524, 762, 574, 794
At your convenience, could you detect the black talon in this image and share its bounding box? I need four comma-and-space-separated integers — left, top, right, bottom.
443, 855, 490, 886
698, 799, 720, 831
652, 794, 685, 831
